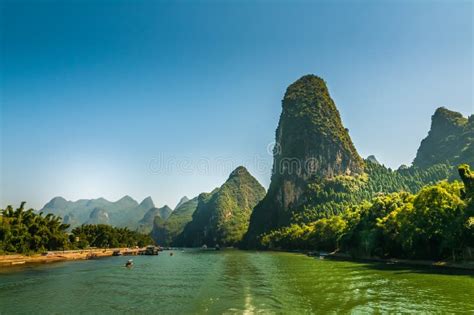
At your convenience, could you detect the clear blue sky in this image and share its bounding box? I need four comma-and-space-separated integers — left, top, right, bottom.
1, 0, 472, 210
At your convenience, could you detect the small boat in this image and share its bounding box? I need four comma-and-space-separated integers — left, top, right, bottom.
125, 259, 134, 268
112, 250, 122, 256
145, 245, 159, 255
319, 251, 329, 260
86, 253, 98, 260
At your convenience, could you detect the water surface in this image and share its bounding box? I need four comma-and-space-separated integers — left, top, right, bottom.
0, 250, 473, 314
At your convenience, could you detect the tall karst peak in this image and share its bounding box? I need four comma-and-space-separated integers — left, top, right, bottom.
274, 74, 363, 180
430, 107, 468, 135
244, 74, 364, 247
413, 107, 472, 169
274, 74, 363, 200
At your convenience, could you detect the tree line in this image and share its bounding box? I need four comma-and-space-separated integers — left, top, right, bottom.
260, 164, 474, 261
291, 161, 452, 223
0, 203, 153, 254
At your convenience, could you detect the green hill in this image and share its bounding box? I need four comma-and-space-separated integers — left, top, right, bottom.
137, 205, 172, 234
243, 75, 467, 248
414, 107, 473, 170
177, 166, 266, 247
151, 197, 199, 246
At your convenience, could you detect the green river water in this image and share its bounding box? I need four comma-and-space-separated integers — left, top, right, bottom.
0, 249, 473, 314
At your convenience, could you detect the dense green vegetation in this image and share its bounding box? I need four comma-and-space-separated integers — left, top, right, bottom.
178, 166, 266, 247
137, 205, 172, 234
292, 160, 452, 223
151, 197, 199, 246
0, 202, 70, 253
244, 75, 473, 250
414, 107, 474, 171
278, 74, 364, 175
245, 75, 365, 247
70, 224, 153, 249
0, 202, 153, 254
260, 165, 474, 261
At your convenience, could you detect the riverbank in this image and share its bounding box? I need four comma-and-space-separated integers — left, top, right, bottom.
0, 248, 126, 267
306, 251, 474, 271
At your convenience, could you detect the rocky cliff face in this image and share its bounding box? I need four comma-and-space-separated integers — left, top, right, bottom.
413, 107, 473, 169
244, 75, 364, 247
177, 166, 266, 247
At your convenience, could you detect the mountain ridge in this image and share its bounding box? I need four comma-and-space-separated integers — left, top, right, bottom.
40, 195, 159, 229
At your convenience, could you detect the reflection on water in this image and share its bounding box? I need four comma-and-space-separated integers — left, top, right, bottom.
0, 249, 473, 314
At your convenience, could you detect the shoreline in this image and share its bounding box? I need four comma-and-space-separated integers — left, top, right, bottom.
2, 247, 474, 272
305, 251, 474, 271
0, 248, 127, 268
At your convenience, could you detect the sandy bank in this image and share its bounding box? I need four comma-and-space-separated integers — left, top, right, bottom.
0, 248, 129, 267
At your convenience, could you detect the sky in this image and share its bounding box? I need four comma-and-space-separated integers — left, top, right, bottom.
1, 0, 473, 210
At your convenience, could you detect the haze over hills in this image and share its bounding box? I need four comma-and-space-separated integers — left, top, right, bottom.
40, 195, 168, 230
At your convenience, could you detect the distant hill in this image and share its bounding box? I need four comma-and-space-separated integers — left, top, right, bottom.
40, 195, 159, 230
174, 196, 190, 210
137, 205, 172, 234
86, 208, 110, 225
177, 166, 266, 247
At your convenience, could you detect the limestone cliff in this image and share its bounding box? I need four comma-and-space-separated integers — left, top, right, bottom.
244, 75, 364, 246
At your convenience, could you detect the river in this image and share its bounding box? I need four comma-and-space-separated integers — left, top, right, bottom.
0, 249, 473, 313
